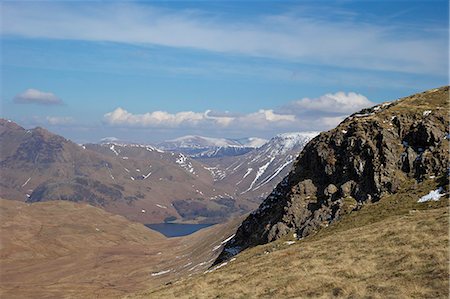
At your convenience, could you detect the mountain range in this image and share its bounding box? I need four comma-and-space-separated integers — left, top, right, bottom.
0, 120, 313, 224
157, 135, 268, 158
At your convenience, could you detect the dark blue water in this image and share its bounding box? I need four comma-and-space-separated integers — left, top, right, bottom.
145, 223, 215, 237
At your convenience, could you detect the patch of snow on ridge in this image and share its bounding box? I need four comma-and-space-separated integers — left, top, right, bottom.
418, 187, 444, 202
244, 157, 275, 192
221, 234, 236, 244
204, 262, 228, 273
109, 144, 119, 156
423, 110, 432, 117
204, 166, 226, 181
264, 132, 319, 156
176, 153, 196, 174
235, 137, 268, 148
101, 136, 119, 143
21, 177, 31, 188
253, 158, 293, 190
151, 269, 171, 276
142, 171, 152, 179
242, 168, 253, 179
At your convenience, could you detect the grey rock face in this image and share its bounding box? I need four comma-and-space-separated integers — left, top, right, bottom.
215, 86, 449, 264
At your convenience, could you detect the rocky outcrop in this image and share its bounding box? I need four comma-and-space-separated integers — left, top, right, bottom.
215, 86, 449, 264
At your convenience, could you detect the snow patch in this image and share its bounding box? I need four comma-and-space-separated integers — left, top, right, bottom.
244, 157, 275, 192
21, 177, 31, 188
109, 144, 119, 156
151, 269, 171, 276
221, 234, 235, 244
253, 158, 293, 190
176, 153, 196, 174
142, 171, 152, 179
204, 262, 228, 273
418, 187, 444, 203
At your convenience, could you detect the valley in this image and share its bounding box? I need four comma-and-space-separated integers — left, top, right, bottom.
0, 85, 448, 299
0, 199, 243, 299
2, 1, 448, 298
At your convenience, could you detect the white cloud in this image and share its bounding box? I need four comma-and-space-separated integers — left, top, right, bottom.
103, 91, 373, 134
285, 92, 374, 114
46, 116, 73, 125
103, 108, 205, 127
1, 2, 446, 75
320, 116, 347, 128
14, 88, 63, 105
103, 107, 296, 129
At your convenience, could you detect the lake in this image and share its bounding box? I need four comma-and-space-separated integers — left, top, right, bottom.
145, 223, 215, 237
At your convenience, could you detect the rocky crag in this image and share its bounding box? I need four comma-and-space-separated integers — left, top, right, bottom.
216, 86, 449, 263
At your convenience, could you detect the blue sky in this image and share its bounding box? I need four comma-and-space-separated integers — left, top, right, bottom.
1, 0, 448, 143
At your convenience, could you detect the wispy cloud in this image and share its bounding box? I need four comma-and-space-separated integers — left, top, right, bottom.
103, 91, 373, 132
13, 88, 63, 105
1, 2, 446, 75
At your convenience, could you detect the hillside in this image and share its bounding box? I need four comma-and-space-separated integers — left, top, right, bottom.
0, 199, 242, 299
157, 135, 267, 157
216, 86, 449, 263
130, 180, 449, 298
1, 118, 316, 224
0, 121, 253, 223
200, 132, 319, 203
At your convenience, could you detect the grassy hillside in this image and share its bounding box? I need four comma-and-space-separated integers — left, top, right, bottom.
0, 199, 242, 298
132, 179, 448, 298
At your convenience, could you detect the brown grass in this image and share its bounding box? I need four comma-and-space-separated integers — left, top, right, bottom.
131, 180, 449, 299
0, 200, 242, 299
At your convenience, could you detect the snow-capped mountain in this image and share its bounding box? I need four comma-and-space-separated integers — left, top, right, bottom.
200, 132, 320, 199
231, 137, 268, 148
157, 135, 268, 157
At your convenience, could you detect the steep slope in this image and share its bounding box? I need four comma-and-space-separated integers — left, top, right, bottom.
158, 135, 267, 158
86, 142, 251, 223
0, 121, 238, 223
216, 86, 448, 263
200, 132, 319, 202
135, 182, 448, 299
0, 199, 243, 299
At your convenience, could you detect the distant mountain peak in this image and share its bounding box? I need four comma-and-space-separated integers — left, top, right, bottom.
100, 137, 120, 143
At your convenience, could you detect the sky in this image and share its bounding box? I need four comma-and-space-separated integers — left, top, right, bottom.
1, 0, 448, 143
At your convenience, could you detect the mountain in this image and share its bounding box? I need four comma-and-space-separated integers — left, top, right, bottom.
157, 135, 268, 158
215, 86, 449, 263
0, 121, 247, 224
230, 137, 268, 148
1, 120, 300, 224
200, 132, 319, 201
